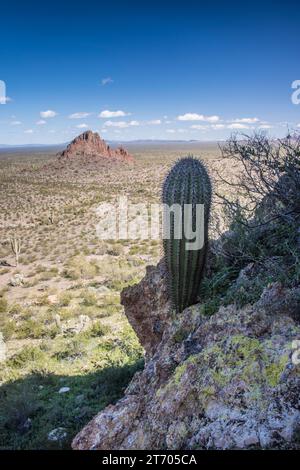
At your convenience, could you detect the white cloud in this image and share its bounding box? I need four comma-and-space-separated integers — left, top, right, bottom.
36, 120, 46, 125
231, 117, 260, 124
177, 113, 219, 122
147, 119, 162, 125
211, 124, 225, 130
40, 110, 57, 118
24, 129, 33, 134
99, 109, 130, 118
297, 123, 300, 128
166, 129, 175, 133
76, 123, 88, 129
104, 120, 128, 128
103, 120, 139, 128
10, 120, 22, 125
258, 124, 273, 129
227, 123, 250, 129
69, 112, 91, 119
205, 115, 219, 123
101, 77, 113, 86
190, 124, 208, 130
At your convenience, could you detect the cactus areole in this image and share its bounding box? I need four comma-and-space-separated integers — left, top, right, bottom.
162, 157, 212, 313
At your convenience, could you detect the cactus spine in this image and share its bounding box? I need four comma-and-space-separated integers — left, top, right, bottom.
162, 156, 211, 313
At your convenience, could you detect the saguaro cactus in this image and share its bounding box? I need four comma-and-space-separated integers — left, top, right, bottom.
10, 235, 22, 267
162, 156, 212, 313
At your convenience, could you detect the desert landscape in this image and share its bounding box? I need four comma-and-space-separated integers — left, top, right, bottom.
0, 136, 223, 448
1, 0, 299, 458
1, 130, 299, 450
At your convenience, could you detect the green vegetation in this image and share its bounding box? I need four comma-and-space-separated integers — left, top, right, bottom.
0, 325, 143, 449
199, 132, 300, 315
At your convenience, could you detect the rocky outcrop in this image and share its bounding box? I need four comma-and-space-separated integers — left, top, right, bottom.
58, 131, 133, 162
121, 260, 171, 356
72, 263, 300, 450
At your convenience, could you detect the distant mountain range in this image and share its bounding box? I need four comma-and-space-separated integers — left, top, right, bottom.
0, 139, 222, 150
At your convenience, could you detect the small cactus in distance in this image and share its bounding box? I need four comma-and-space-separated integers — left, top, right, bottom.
10, 235, 22, 267
162, 156, 212, 313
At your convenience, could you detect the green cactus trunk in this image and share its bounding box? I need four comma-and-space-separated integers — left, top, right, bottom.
162, 157, 212, 313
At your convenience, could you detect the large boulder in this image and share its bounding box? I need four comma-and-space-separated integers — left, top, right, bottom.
72, 262, 300, 450
121, 260, 171, 357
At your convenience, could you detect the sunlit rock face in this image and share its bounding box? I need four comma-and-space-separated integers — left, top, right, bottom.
58, 131, 134, 162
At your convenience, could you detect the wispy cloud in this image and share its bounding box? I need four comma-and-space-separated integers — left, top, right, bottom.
166, 129, 176, 133
258, 124, 273, 129
24, 129, 34, 134
227, 123, 250, 129
10, 120, 22, 125
230, 117, 260, 124
36, 120, 46, 125
147, 119, 162, 125
99, 109, 130, 118
177, 113, 219, 122
190, 124, 208, 130
103, 120, 139, 128
76, 123, 88, 129
101, 77, 113, 86
40, 110, 57, 118
69, 112, 91, 119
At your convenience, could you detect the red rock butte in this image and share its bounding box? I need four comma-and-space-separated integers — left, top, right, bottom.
58, 130, 134, 163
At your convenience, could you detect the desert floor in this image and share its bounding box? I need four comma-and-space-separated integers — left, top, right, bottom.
0, 142, 223, 449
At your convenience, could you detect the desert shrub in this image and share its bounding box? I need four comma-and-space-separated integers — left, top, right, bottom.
83, 321, 111, 338
199, 132, 300, 314
8, 346, 46, 368
38, 267, 59, 281
53, 337, 86, 360
63, 256, 98, 280
107, 243, 124, 256
81, 289, 98, 306
0, 385, 41, 432
56, 306, 75, 320
0, 296, 8, 313
0, 320, 16, 340
218, 132, 300, 227
58, 291, 73, 307
15, 319, 45, 339
216, 132, 300, 286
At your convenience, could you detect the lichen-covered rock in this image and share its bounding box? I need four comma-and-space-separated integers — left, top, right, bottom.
73, 263, 300, 450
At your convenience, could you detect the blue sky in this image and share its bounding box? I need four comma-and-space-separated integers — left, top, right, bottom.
0, 0, 299, 144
